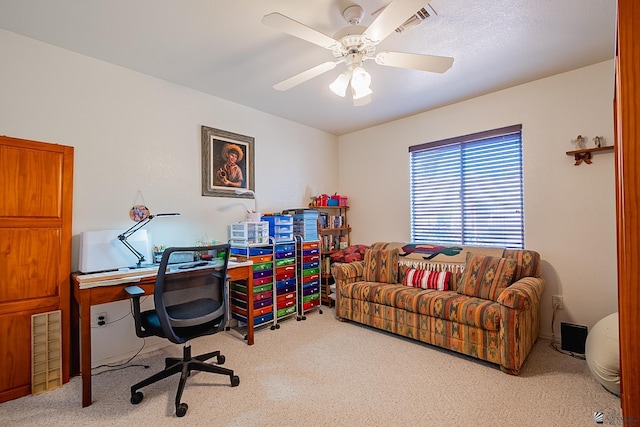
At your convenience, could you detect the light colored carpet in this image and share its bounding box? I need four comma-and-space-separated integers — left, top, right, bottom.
0, 308, 621, 426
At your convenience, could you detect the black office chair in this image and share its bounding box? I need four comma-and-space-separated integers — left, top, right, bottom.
124, 244, 239, 417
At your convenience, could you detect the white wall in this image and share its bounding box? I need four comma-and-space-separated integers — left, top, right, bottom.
338, 60, 617, 341
0, 29, 338, 365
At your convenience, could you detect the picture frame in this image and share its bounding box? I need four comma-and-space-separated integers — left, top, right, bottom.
201, 125, 255, 198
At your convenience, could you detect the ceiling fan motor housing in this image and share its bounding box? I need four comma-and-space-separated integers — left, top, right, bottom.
342, 5, 364, 25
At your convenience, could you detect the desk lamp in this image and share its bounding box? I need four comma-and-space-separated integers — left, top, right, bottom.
118, 212, 180, 268
235, 189, 260, 221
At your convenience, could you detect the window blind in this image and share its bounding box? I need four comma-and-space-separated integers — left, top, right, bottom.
409, 125, 524, 249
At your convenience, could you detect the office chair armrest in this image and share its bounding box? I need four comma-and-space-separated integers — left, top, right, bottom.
124, 285, 152, 338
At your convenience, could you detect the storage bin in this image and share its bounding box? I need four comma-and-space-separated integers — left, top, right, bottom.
273, 232, 294, 243
303, 285, 319, 296
254, 290, 272, 301
302, 278, 319, 287
231, 246, 273, 256
254, 298, 272, 309
253, 269, 271, 279
301, 241, 320, 250
303, 274, 319, 283
232, 253, 272, 263
277, 292, 296, 306
330, 195, 348, 206
277, 306, 296, 318
253, 261, 273, 271
276, 277, 296, 289
303, 299, 320, 311
303, 267, 320, 276
253, 276, 273, 287
302, 293, 320, 303
303, 261, 319, 270
229, 221, 269, 244
275, 243, 295, 253
275, 250, 295, 259
275, 257, 295, 267
303, 248, 319, 256
253, 283, 273, 293
255, 305, 273, 316
276, 284, 296, 295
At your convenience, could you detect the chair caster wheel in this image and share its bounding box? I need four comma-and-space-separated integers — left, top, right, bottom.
176, 402, 188, 417
217, 355, 225, 364
131, 391, 143, 405
231, 375, 240, 387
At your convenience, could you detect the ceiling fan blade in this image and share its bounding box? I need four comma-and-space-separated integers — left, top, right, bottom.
362, 0, 429, 43
273, 61, 341, 91
262, 12, 339, 49
374, 51, 454, 73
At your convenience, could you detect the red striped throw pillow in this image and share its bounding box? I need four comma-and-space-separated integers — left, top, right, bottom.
403, 268, 451, 291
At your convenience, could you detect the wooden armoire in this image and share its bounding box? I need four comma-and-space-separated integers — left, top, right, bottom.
616, 0, 640, 423
0, 136, 73, 402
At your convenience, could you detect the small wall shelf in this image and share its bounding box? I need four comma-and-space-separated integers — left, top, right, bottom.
566, 146, 614, 165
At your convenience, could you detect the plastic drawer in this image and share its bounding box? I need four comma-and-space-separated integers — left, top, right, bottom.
303, 267, 320, 276
253, 261, 273, 271
301, 241, 320, 250
276, 271, 295, 281
303, 261, 319, 270
230, 290, 247, 301
275, 258, 295, 267
231, 298, 247, 309
302, 299, 320, 311
302, 285, 319, 296
231, 246, 273, 256
276, 285, 296, 295
254, 297, 273, 308
254, 290, 272, 301
276, 292, 296, 307
277, 306, 296, 318
302, 254, 320, 263
303, 248, 319, 256
303, 273, 319, 283
276, 277, 296, 289
276, 265, 296, 275
255, 305, 273, 316
302, 293, 320, 303
253, 276, 273, 287
233, 253, 272, 263
275, 243, 295, 253
253, 269, 272, 279
302, 279, 319, 288
275, 251, 295, 259
233, 312, 273, 326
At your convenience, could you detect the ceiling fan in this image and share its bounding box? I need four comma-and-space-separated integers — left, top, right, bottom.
262, 0, 454, 106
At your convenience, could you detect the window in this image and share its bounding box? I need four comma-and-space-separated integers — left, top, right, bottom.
409, 125, 524, 249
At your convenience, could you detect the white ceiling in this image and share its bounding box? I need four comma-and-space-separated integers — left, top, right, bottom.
0, 0, 617, 136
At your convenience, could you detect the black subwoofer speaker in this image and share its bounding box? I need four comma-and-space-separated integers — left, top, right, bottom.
560, 322, 588, 354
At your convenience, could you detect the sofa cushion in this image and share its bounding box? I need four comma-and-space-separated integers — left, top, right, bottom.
403, 268, 451, 291
363, 248, 399, 284
457, 252, 517, 301
339, 281, 501, 331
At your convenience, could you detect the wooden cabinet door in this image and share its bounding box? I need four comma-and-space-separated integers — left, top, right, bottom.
0, 136, 73, 402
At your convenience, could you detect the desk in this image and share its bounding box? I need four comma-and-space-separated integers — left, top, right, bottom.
70, 261, 253, 408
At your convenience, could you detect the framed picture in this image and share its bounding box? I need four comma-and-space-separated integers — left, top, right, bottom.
201, 126, 255, 198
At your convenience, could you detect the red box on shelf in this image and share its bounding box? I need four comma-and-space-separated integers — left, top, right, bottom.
330, 195, 348, 206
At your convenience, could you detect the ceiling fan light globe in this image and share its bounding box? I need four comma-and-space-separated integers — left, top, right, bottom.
329, 71, 351, 97
350, 66, 372, 98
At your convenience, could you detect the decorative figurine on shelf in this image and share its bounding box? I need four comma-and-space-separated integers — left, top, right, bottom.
593, 136, 602, 148
572, 134, 586, 150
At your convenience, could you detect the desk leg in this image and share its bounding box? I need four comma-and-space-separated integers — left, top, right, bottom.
246, 273, 254, 345
80, 292, 92, 407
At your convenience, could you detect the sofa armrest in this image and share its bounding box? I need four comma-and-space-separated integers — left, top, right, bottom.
497, 277, 545, 310
497, 276, 545, 374
331, 260, 365, 284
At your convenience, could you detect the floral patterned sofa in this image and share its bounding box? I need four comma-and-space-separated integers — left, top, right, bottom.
331, 242, 544, 375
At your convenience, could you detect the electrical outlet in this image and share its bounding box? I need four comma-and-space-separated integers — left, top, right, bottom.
552, 295, 563, 310
93, 312, 107, 327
